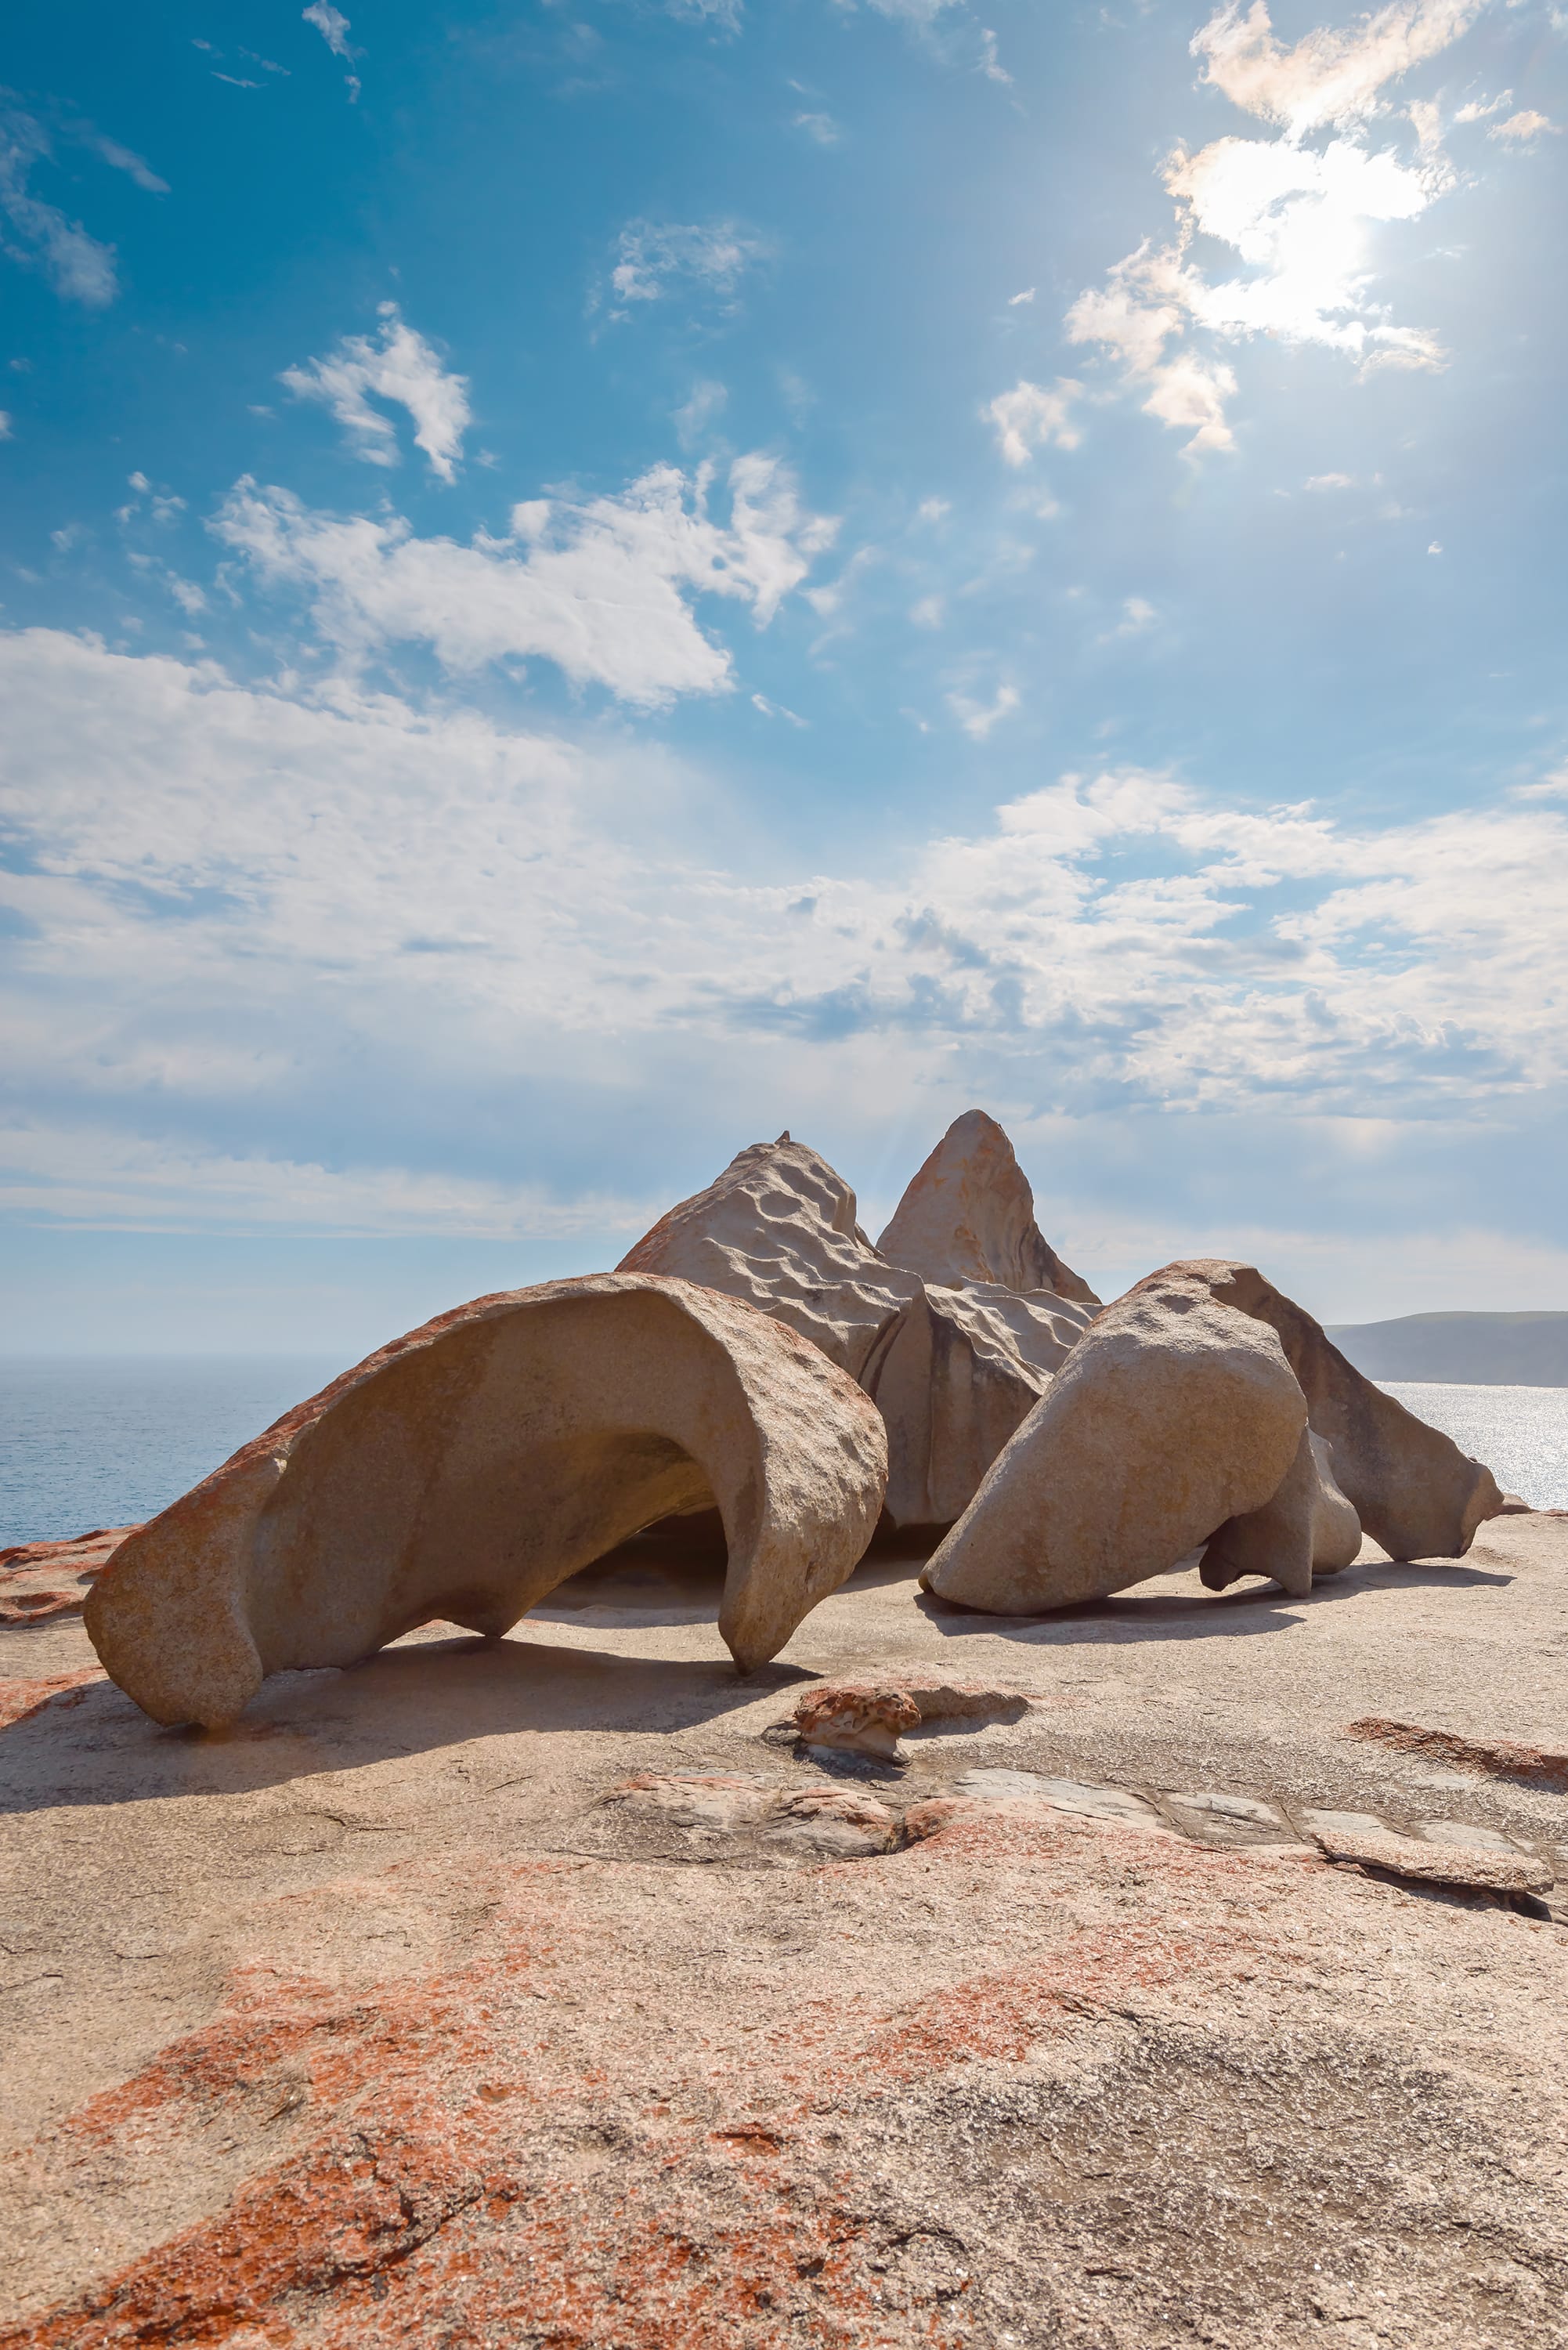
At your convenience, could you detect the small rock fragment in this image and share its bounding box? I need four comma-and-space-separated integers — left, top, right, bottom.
1307, 1821, 1552, 1894
793, 1685, 920, 1759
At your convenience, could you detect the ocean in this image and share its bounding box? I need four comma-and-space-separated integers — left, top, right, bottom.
2, 1359, 1566, 1553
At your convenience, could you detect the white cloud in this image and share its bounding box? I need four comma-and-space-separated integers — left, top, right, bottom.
1063, 0, 1537, 453
3, 636, 1568, 1238
1490, 110, 1559, 143
947, 682, 1021, 737
280, 306, 471, 481
1304, 471, 1357, 488
911, 594, 945, 628
0, 1122, 650, 1238
0, 412, 10, 441
663, 0, 742, 27
794, 112, 841, 145
1007, 287, 1035, 306
84, 135, 168, 195
1190, 0, 1488, 139
303, 1, 354, 58
985, 378, 1082, 465
211, 452, 838, 707
0, 107, 118, 307
302, 2, 361, 99
1108, 595, 1158, 637
608, 221, 766, 308
977, 28, 1011, 84
674, 378, 728, 446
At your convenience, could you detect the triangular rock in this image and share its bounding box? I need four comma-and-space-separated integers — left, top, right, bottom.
876, 1109, 1100, 1307
619, 1133, 1093, 1526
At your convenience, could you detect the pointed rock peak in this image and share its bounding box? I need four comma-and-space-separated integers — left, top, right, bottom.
876, 1109, 1100, 1307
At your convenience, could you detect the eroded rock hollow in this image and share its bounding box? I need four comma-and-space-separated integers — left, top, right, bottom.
85, 1274, 889, 1728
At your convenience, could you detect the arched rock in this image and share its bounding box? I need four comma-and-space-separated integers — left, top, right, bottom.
85, 1275, 888, 1728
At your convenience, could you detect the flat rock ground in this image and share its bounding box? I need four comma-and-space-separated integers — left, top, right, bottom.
3, 1515, 1568, 2349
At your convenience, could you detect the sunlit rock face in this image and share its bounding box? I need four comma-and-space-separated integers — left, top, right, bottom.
619, 1130, 1093, 1528
920, 1257, 1507, 1618
85, 1273, 888, 1728
921, 1270, 1309, 1614
1181, 1259, 1507, 1565
876, 1108, 1100, 1309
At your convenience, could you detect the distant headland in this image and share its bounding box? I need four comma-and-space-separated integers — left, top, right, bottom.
1328, 1311, 1568, 1387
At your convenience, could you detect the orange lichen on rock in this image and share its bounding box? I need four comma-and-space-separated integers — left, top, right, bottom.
0, 1668, 102, 1734
0, 1528, 136, 1627
1346, 1715, 1568, 1790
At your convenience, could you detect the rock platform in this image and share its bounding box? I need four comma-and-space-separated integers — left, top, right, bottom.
3, 1511, 1568, 2345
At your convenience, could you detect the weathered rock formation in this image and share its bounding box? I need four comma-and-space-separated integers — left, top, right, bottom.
1172, 1259, 1505, 1564
1201, 1429, 1362, 1596
921, 1271, 1308, 1613
619, 1132, 1093, 1525
922, 1259, 1506, 1616
85, 1274, 888, 1729
877, 1108, 1100, 1307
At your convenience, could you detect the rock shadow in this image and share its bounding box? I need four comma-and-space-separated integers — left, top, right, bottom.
0, 1632, 814, 1818
915, 1555, 1515, 1646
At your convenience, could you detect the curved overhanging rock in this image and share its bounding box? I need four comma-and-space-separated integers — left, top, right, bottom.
877, 1108, 1100, 1307
921, 1272, 1308, 1614
618, 1133, 1093, 1527
1164, 1260, 1505, 1564
84, 1274, 888, 1729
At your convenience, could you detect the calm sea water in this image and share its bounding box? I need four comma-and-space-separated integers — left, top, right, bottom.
1, 1359, 1565, 1552
1378, 1382, 1568, 1513
0, 1358, 345, 1549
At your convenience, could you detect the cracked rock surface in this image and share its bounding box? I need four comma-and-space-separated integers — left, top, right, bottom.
3, 1510, 1567, 2345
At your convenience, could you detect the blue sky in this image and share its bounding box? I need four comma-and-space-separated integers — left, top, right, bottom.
2, 0, 1565, 1354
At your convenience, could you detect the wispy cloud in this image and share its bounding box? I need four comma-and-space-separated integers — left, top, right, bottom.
985, 378, 1082, 466
211, 452, 838, 707
793, 111, 841, 145
5, 634, 1566, 1246
947, 682, 1021, 738
280, 306, 471, 480
605, 219, 768, 310
302, 2, 362, 100
1490, 109, 1559, 143
0, 101, 128, 308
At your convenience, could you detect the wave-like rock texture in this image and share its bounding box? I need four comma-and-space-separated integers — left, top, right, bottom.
618, 1133, 1093, 1527
923, 1260, 1505, 1616
876, 1108, 1100, 1307
85, 1275, 888, 1729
